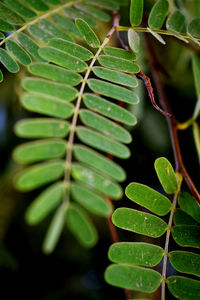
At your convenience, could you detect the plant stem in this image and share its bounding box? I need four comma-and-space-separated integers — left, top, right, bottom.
144, 33, 200, 203
116, 25, 200, 42
161, 173, 183, 300
63, 14, 119, 202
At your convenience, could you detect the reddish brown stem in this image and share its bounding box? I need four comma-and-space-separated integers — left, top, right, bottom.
144, 34, 200, 203
137, 70, 171, 117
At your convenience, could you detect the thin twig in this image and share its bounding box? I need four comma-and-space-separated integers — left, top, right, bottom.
161, 173, 183, 300
136, 70, 171, 117
144, 33, 200, 203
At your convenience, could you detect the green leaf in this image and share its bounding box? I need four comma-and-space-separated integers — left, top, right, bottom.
192, 55, 200, 118
64, 7, 97, 28
0, 32, 4, 40
75, 18, 100, 48
39, 19, 74, 42
77, 126, 130, 159
42, 204, 66, 254
67, 203, 98, 247
167, 276, 200, 300
0, 18, 14, 32
80, 110, 132, 143
21, 93, 74, 119
172, 225, 200, 248
28, 25, 53, 44
112, 208, 167, 237
83, 94, 137, 125
3, 0, 36, 18
169, 251, 200, 277
52, 14, 82, 38
15, 160, 65, 191
39, 47, 88, 72
188, 18, 200, 38
71, 183, 112, 217
98, 55, 140, 73
13, 139, 67, 164
108, 242, 164, 267
25, 182, 65, 225
174, 209, 199, 226
125, 183, 172, 216
22, 78, 78, 101
178, 192, 200, 224
86, 0, 119, 11
6, 40, 31, 66
23, 0, 49, 12
93, 67, 138, 87
130, 0, 143, 26
154, 157, 178, 194
0, 2, 25, 24
14, 118, 70, 139
0, 70, 3, 83
193, 122, 200, 162
73, 145, 126, 182
0, 48, 19, 73
49, 39, 93, 61
147, 27, 166, 45
128, 29, 140, 53
88, 79, 139, 104
28, 63, 82, 86
148, 0, 169, 30
17, 33, 45, 62
71, 163, 122, 200
105, 264, 162, 292
75, 3, 110, 22
104, 47, 137, 61
166, 10, 186, 34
